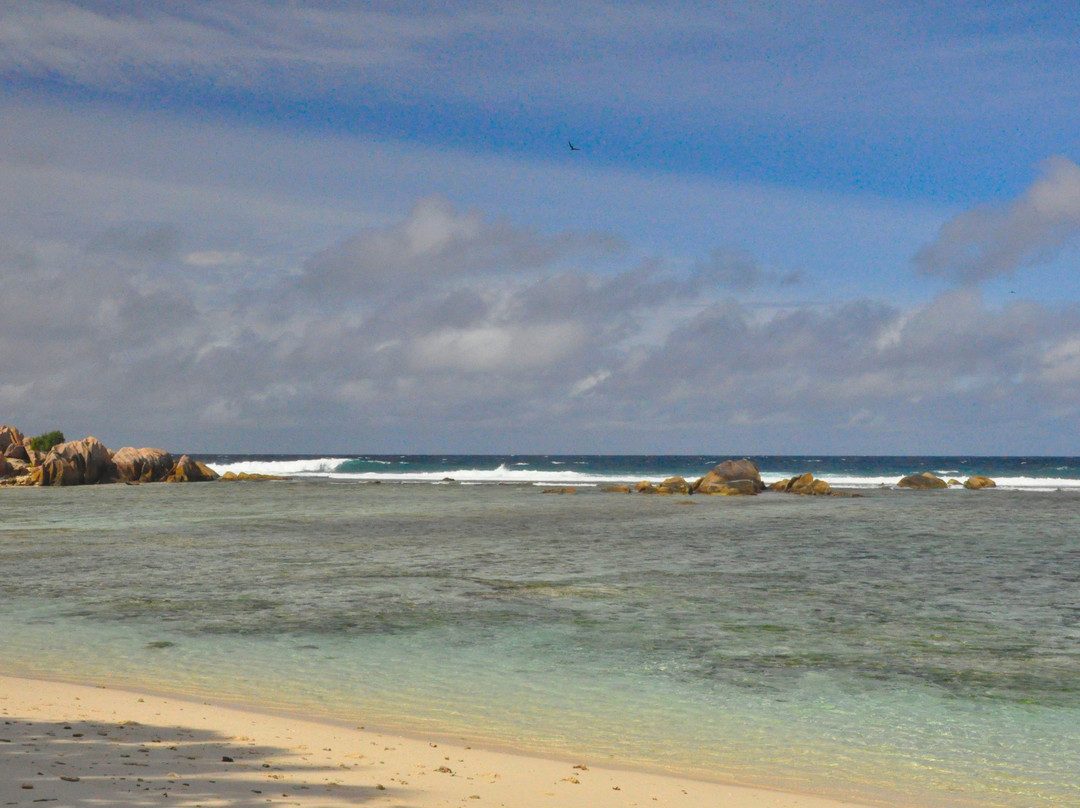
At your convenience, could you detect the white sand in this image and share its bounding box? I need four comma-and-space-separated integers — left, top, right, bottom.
0, 674, 876, 807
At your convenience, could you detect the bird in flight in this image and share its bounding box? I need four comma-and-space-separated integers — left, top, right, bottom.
568, 141, 581, 151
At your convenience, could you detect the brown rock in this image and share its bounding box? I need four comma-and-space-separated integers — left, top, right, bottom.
694, 459, 764, 495
601, 485, 632, 493
635, 480, 658, 494
0, 455, 12, 478
767, 477, 793, 492
661, 476, 692, 495
897, 472, 948, 490
711, 478, 761, 496
111, 447, 175, 483
963, 475, 997, 490
790, 473, 832, 496
196, 461, 220, 480
4, 457, 28, 476
770, 473, 832, 495
0, 425, 25, 453
219, 471, 286, 481
4, 442, 29, 461
541, 487, 577, 494
166, 455, 218, 483
37, 437, 117, 486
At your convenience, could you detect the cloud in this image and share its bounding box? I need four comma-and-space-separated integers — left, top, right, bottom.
3, 170, 1079, 453
301, 195, 626, 299
915, 156, 1080, 282
692, 248, 802, 291
408, 323, 586, 373
583, 287, 1080, 448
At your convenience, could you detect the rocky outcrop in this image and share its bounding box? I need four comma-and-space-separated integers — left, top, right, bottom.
4, 457, 28, 477
963, 475, 996, 490
0, 425, 25, 453
635, 480, 659, 494
541, 487, 577, 494
166, 455, 220, 483
0, 423, 237, 487
112, 447, 175, 483
34, 437, 117, 486
769, 472, 833, 495
4, 442, 29, 462
897, 472, 948, 490
694, 459, 764, 495
601, 485, 633, 493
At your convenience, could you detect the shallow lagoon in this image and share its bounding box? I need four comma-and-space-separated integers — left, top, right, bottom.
2, 480, 1078, 806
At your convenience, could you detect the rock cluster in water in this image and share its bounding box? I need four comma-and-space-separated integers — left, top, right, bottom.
607, 460, 996, 497
615, 459, 836, 497
0, 424, 223, 487
1, 423, 999, 493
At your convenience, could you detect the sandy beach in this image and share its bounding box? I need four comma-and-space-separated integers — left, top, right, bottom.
0, 675, 876, 808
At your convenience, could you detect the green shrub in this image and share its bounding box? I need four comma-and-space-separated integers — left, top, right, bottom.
29, 430, 65, 452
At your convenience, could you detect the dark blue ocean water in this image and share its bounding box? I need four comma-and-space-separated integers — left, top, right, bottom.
195, 453, 1080, 489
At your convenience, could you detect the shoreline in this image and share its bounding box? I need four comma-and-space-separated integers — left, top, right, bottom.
0, 674, 879, 808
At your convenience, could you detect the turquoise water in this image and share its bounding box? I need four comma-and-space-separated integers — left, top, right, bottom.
1, 477, 1078, 806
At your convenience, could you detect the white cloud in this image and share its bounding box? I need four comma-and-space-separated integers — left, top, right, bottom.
915, 156, 1080, 282
408, 323, 586, 373
569, 370, 611, 397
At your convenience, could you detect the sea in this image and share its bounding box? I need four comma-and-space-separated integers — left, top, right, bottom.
1, 454, 1077, 807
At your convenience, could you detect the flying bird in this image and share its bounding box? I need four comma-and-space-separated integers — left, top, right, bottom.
568, 141, 580, 151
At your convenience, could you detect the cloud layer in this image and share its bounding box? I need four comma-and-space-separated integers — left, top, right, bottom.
916, 156, 1080, 282
4, 185, 1079, 453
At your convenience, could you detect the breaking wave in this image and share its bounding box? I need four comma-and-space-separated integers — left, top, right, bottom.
199, 456, 1080, 490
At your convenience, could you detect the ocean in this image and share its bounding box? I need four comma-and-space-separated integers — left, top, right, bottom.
1, 455, 1078, 807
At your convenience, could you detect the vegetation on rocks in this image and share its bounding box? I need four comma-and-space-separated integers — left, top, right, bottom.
28, 430, 64, 452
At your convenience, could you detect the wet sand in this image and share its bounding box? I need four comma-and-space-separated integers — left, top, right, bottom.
0, 674, 877, 808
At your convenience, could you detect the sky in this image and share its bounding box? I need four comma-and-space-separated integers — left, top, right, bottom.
2, 1, 1080, 454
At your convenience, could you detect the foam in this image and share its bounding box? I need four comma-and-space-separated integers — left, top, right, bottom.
201, 459, 1080, 490
206, 457, 353, 476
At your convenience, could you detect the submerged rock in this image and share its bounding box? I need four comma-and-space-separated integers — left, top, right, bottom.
219, 470, 287, 481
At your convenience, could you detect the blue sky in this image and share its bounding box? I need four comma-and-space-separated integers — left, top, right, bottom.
2, 1, 1079, 453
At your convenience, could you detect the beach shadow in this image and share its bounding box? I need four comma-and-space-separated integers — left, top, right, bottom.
0, 715, 405, 807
